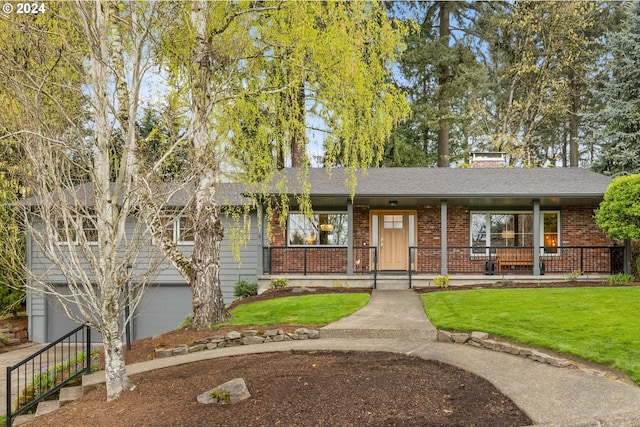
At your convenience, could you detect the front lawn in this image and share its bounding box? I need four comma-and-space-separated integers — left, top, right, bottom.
223, 293, 371, 327
422, 287, 640, 384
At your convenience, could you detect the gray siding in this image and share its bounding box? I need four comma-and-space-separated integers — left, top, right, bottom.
28, 211, 261, 342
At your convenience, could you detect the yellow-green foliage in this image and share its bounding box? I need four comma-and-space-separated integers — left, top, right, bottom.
433, 275, 450, 288
269, 278, 289, 290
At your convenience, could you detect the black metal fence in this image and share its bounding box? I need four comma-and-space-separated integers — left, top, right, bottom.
263, 246, 378, 276
262, 245, 623, 285
408, 246, 624, 275
5, 325, 91, 427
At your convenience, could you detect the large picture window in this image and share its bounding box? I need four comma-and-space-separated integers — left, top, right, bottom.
288, 212, 348, 246
471, 211, 559, 254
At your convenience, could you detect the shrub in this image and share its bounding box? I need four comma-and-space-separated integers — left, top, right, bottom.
433, 275, 450, 288
269, 278, 289, 290
605, 273, 635, 285
564, 269, 583, 281
233, 280, 258, 298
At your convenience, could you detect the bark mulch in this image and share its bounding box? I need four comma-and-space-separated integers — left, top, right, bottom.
20, 281, 639, 426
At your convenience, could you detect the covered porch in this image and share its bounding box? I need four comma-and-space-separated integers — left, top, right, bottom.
257, 167, 621, 289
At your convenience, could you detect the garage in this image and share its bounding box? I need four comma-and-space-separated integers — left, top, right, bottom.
45, 284, 192, 342
132, 284, 193, 340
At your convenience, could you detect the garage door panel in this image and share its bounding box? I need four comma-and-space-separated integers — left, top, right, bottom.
133, 284, 192, 340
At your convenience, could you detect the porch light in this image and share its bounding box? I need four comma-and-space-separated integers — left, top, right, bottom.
320, 223, 334, 232
389, 200, 398, 207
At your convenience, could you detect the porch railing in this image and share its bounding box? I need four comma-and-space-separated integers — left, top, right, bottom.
262, 246, 378, 285
262, 245, 623, 288
408, 246, 624, 275
5, 325, 91, 427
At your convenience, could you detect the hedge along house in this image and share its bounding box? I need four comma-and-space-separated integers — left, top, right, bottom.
25, 183, 261, 343
261, 155, 623, 289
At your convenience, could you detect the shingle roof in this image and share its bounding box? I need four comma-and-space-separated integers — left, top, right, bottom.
21, 182, 249, 207
272, 167, 611, 198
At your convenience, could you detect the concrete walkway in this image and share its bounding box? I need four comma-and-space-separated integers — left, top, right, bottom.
5, 290, 640, 426
0, 343, 48, 418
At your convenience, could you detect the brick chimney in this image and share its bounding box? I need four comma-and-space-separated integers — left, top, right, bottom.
471, 152, 506, 168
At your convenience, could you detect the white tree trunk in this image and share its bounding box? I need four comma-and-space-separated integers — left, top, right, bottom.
102, 311, 135, 400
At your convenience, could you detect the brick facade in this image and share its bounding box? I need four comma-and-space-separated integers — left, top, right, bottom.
265, 203, 616, 275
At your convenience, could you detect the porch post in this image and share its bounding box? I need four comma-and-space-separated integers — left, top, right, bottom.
347, 200, 354, 275
533, 199, 541, 276
441, 199, 448, 275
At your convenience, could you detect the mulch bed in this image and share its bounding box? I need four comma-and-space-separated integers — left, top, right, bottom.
17, 281, 640, 426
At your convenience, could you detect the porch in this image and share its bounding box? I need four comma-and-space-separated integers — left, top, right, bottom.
260, 245, 625, 289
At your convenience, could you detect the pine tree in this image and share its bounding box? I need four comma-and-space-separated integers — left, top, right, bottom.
591, 2, 640, 176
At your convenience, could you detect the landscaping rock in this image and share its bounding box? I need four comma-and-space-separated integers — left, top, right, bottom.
188, 344, 206, 353
225, 331, 242, 341
197, 378, 250, 405
437, 330, 454, 342
308, 330, 320, 339
242, 336, 265, 345
173, 345, 188, 356
451, 333, 470, 344
471, 331, 489, 342
264, 329, 283, 337
242, 330, 258, 337
155, 348, 174, 358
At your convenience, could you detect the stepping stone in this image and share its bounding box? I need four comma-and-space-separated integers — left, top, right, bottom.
35, 400, 59, 417
59, 386, 83, 406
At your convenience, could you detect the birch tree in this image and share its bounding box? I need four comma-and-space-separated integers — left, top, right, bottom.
0, 1, 168, 400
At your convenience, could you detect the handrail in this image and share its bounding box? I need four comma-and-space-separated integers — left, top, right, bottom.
5, 325, 91, 427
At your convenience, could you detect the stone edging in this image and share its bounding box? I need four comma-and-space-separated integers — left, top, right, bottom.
154, 328, 320, 359
437, 330, 573, 368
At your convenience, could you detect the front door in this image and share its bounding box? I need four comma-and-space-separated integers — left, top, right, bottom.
379, 213, 408, 270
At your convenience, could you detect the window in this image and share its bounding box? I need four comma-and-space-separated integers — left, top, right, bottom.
56, 214, 98, 244
177, 216, 194, 244
383, 215, 403, 229
471, 211, 559, 254
288, 213, 348, 246
161, 215, 194, 245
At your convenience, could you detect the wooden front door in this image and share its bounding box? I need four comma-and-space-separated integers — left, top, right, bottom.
379, 213, 408, 270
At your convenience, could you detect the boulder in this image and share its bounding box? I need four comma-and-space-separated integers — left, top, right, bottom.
197, 378, 251, 405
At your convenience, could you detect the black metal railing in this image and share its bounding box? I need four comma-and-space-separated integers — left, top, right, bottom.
408, 246, 624, 276
262, 246, 378, 287
5, 325, 91, 427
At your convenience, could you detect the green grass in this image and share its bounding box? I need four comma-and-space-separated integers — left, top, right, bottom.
422, 287, 640, 384
223, 293, 370, 327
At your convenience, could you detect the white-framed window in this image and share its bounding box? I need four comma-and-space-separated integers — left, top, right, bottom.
162, 215, 194, 245
288, 212, 348, 246
470, 211, 560, 255
56, 214, 98, 245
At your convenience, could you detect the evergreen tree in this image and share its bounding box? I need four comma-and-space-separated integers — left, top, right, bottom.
591, 1, 640, 176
